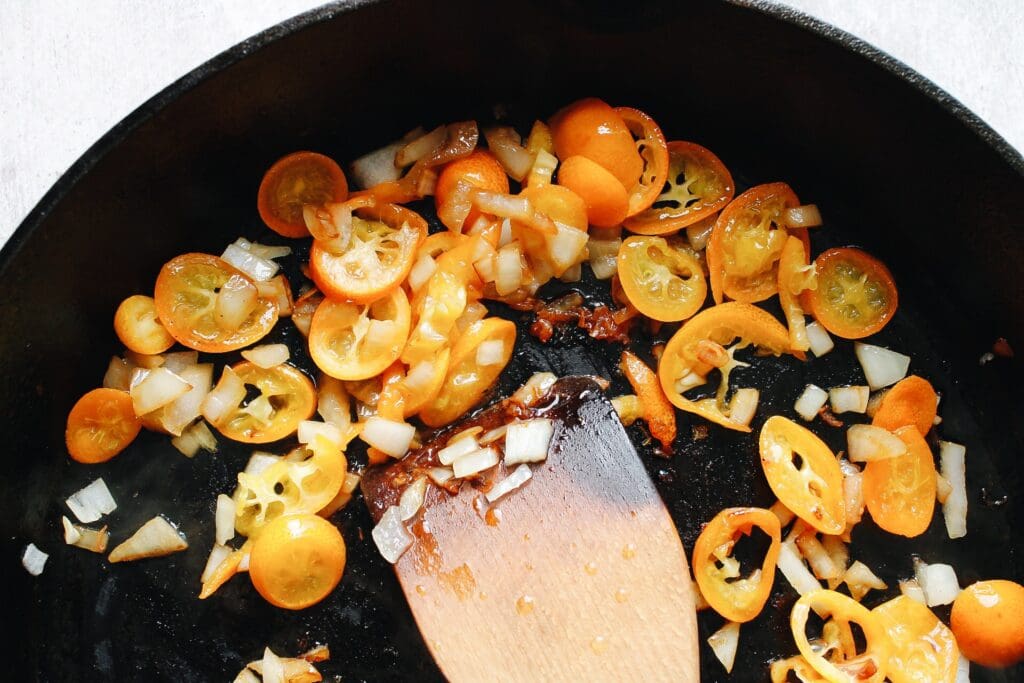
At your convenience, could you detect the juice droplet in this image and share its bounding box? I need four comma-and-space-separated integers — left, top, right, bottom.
415, 585, 427, 596
479, 592, 488, 601
590, 635, 609, 654
584, 561, 598, 576
485, 507, 502, 527
523, 533, 531, 542
516, 594, 535, 615
525, 562, 534, 572
622, 543, 637, 560
614, 588, 629, 603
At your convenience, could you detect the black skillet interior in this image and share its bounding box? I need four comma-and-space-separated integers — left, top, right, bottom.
2, 0, 1022, 680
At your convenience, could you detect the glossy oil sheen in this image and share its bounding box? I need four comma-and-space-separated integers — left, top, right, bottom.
0, 0, 1021, 680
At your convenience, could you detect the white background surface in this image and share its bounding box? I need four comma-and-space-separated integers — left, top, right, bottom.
1, 1, 1021, 246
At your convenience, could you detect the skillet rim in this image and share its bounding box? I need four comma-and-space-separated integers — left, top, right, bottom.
1, 0, 1022, 277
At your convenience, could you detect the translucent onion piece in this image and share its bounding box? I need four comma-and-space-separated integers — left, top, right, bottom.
806, 321, 834, 357
452, 447, 500, 478
398, 477, 429, 521
783, 204, 823, 228
485, 463, 533, 503
162, 363, 214, 436
484, 126, 532, 181
708, 621, 740, 674
130, 366, 191, 417
201, 366, 246, 426
215, 273, 259, 332
222, 242, 278, 282
202, 544, 233, 584
476, 339, 506, 367
108, 516, 188, 563
438, 434, 480, 466
372, 505, 413, 564
66, 478, 117, 524
828, 385, 870, 414
22, 543, 48, 576
843, 560, 888, 601
939, 441, 968, 539
103, 356, 132, 391
846, 424, 906, 462
350, 138, 405, 189
215, 494, 236, 546
241, 344, 290, 369
855, 342, 910, 390
504, 419, 554, 466
777, 541, 822, 596
361, 417, 415, 458
794, 384, 828, 421
914, 558, 961, 607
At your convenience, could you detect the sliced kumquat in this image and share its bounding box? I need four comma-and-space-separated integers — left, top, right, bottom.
556, 155, 629, 228
66, 388, 142, 464
550, 98, 643, 190
871, 375, 937, 435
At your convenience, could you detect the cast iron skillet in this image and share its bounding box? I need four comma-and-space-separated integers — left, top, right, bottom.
2, 1, 1022, 680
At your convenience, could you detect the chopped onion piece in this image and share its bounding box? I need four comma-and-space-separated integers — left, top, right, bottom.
484, 126, 533, 181
171, 419, 218, 457
215, 273, 259, 332
822, 535, 849, 587
372, 506, 413, 564
396, 125, 446, 167
62, 516, 109, 553
770, 500, 796, 528
939, 441, 968, 539
403, 360, 435, 394
438, 434, 480, 465
238, 239, 291, 261
66, 478, 117, 524
546, 221, 589, 274
408, 253, 437, 292
202, 544, 233, 584
865, 389, 889, 418
504, 419, 554, 466
783, 204, 823, 228
485, 463, 533, 502
361, 417, 415, 458
126, 350, 165, 369
62, 516, 81, 544
476, 339, 505, 367
806, 321, 834, 357
612, 394, 643, 427
452, 447, 500, 478
846, 424, 907, 462
261, 647, 286, 683
794, 384, 828, 421
855, 342, 910, 390
255, 275, 293, 316
528, 149, 557, 187
108, 516, 188, 563
162, 363, 214, 436
728, 388, 759, 427
588, 238, 621, 280
839, 459, 865, 528
686, 216, 715, 251
427, 467, 455, 486
399, 477, 429, 521
298, 420, 343, 448
495, 243, 523, 296
498, 218, 513, 247
511, 372, 558, 407
796, 533, 841, 580
103, 356, 132, 391
707, 621, 740, 674
244, 451, 279, 477
22, 543, 48, 576
201, 366, 246, 426
914, 558, 961, 606
130, 366, 191, 417
559, 262, 583, 283
349, 138, 405, 188
778, 541, 822, 596
317, 376, 352, 433
241, 344, 290, 369
215, 494, 236, 546
157, 351, 196, 375
899, 578, 927, 605
222, 242, 278, 282
843, 560, 888, 601
828, 385, 869, 414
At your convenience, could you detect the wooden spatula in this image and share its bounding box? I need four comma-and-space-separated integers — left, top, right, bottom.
362, 376, 699, 682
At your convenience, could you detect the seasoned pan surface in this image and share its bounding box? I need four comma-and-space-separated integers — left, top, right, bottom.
1, 1, 1022, 680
